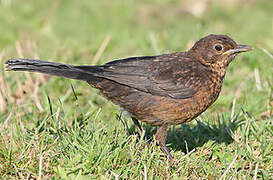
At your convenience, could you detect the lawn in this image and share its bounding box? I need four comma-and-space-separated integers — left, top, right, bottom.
0, 0, 272, 179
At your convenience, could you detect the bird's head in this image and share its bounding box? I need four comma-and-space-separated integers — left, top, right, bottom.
189, 34, 253, 70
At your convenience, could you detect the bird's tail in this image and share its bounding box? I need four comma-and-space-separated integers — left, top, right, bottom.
5, 58, 102, 82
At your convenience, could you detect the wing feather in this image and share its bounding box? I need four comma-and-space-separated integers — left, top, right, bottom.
92, 53, 204, 99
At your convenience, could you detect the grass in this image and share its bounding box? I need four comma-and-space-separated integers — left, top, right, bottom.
0, 0, 272, 179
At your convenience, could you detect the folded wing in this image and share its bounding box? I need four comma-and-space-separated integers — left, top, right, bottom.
81, 54, 199, 99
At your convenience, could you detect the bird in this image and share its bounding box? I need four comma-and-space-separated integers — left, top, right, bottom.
6, 34, 253, 161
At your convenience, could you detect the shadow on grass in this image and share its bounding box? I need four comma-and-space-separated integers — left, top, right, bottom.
127, 115, 240, 154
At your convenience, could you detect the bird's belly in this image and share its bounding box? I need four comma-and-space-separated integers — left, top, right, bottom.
128, 87, 221, 126
92, 80, 220, 126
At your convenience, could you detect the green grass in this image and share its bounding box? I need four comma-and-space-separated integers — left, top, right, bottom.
0, 0, 272, 179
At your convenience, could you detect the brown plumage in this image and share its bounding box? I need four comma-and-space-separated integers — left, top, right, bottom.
6, 34, 253, 161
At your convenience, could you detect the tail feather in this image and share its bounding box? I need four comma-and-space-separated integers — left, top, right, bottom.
6, 58, 100, 81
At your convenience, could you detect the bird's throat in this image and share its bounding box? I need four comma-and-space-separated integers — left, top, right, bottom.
210, 61, 227, 78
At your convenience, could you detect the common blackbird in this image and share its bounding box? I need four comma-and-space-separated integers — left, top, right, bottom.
6, 34, 252, 161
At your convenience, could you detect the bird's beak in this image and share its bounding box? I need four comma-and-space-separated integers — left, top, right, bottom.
223, 44, 253, 55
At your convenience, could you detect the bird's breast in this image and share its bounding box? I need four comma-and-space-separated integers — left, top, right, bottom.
165, 73, 225, 125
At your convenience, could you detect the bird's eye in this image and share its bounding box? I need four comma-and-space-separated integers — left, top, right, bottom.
214, 44, 223, 51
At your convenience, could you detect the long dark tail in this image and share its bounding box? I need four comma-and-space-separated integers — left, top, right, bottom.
6, 58, 102, 81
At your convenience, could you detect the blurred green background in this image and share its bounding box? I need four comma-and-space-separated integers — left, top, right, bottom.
1, 0, 272, 59
0, 0, 272, 179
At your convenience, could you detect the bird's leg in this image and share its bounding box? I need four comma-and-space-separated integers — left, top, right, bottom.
132, 117, 153, 147
131, 118, 173, 161
131, 117, 143, 137
155, 125, 173, 161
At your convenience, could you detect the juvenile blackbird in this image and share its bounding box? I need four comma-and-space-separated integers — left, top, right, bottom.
6, 34, 252, 161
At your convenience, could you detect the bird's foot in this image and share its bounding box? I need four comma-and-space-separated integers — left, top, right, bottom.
158, 142, 173, 162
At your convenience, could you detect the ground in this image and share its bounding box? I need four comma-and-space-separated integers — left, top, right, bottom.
0, 0, 272, 179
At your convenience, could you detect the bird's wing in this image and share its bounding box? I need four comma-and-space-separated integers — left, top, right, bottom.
86, 54, 201, 99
